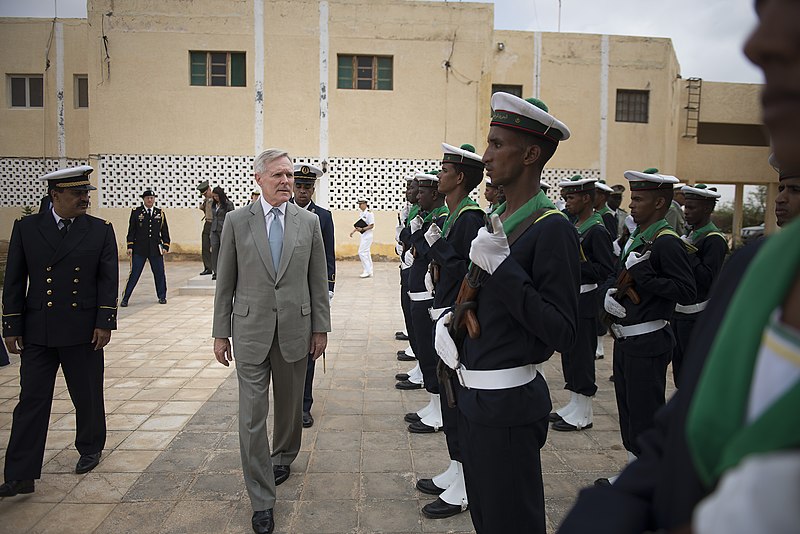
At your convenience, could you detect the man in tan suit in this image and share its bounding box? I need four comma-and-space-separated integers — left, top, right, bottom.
212, 149, 331, 534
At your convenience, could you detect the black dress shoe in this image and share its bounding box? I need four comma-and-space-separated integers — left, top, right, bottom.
302, 412, 314, 428
408, 421, 439, 433
273, 465, 290, 486
395, 380, 423, 390
595, 354, 604, 360
609, 375, 614, 382
422, 497, 466, 519
75, 452, 101, 474
120, 300, 128, 307
251, 509, 274, 534
415, 478, 445, 495
395, 331, 409, 341
200, 269, 213, 275
158, 298, 167, 304
395, 372, 410, 381
396, 351, 415, 362
404, 412, 421, 423
552, 419, 593, 432
0, 479, 34, 497
594, 477, 612, 487
212, 274, 217, 280
548, 412, 563, 423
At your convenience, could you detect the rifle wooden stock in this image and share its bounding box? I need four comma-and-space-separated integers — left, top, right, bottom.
452, 264, 486, 339
613, 269, 641, 305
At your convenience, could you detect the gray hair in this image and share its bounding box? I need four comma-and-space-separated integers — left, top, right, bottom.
254, 149, 291, 175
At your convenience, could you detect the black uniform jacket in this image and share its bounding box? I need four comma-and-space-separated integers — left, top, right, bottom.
305, 200, 336, 292
612, 234, 696, 353
557, 242, 763, 534
458, 212, 581, 427
126, 206, 170, 257
579, 224, 615, 319
2, 211, 119, 347
601, 211, 618, 239
678, 232, 727, 306
429, 209, 486, 308
404, 213, 448, 294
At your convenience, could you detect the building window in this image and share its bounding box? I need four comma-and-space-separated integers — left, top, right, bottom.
9, 75, 44, 108
337, 55, 392, 90
190, 52, 246, 87
615, 89, 649, 123
491, 84, 523, 98
75, 75, 88, 108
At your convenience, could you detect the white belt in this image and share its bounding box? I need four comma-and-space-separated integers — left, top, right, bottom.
408, 290, 433, 302
429, 307, 448, 320
456, 364, 538, 390
675, 300, 708, 314
610, 319, 668, 340
580, 283, 598, 294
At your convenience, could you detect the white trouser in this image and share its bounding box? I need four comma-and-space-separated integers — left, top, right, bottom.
358, 231, 373, 274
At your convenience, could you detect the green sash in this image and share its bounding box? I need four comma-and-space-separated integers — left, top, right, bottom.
686, 218, 800, 487
406, 204, 421, 226
493, 190, 557, 236
689, 220, 724, 244
620, 219, 672, 265
423, 204, 450, 224
441, 197, 484, 236
577, 212, 604, 236
596, 204, 611, 216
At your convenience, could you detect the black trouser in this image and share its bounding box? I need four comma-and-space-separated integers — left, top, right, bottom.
303, 354, 315, 414
400, 269, 414, 354
459, 412, 548, 534
612, 341, 670, 456
0, 342, 9, 366
671, 313, 697, 389
123, 253, 167, 301
201, 221, 212, 271
409, 300, 438, 393
210, 230, 222, 274
439, 372, 462, 462
559, 315, 598, 397
4, 343, 106, 480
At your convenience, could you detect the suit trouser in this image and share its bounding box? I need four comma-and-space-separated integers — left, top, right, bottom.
201, 221, 212, 271
235, 338, 307, 510
303, 354, 315, 413
210, 231, 222, 274
4, 343, 106, 480
358, 232, 373, 274
612, 341, 670, 456
671, 313, 696, 389
123, 253, 166, 301
400, 269, 414, 351
559, 315, 598, 397
409, 299, 438, 394
459, 412, 548, 534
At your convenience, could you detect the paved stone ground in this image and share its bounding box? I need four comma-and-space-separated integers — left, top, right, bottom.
0, 259, 674, 533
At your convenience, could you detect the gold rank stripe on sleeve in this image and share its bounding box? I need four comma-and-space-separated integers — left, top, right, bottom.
2, 313, 23, 317
99, 306, 118, 310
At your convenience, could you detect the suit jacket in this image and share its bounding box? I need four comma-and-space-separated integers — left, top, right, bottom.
2, 211, 119, 347
126, 205, 170, 257
302, 200, 336, 293
210, 200, 235, 234
212, 200, 331, 364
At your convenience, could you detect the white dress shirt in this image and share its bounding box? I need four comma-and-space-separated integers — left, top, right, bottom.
51, 208, 74, 230
260, 195, 287, 238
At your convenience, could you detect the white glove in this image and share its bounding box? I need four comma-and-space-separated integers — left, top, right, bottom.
328, 290, 334, 302
395, 223, 404, 242
402, 249, 414, 268
410, 214, 424, 234
434, 311, 459, 370
612, 240, 622, 257
424, 271, 434, 293
395, 242, 404, 257
680, 234, 693, 246
469, 214, 510, 275
604, 289, 627, 318
625, 250, 651, 270
424, 222, 442, 247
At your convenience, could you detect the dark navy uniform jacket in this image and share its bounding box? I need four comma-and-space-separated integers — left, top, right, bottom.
558, 242, 763, 534
601, 210, 618, 239
579, 223, 615, 319
679, 232, 727, 307
458, 212, 581, 427
304, 200, 336, 293
612, 234, 696, 353
126, 206, 170, 257
2, 211, 119, 347
429, 209, 485, 308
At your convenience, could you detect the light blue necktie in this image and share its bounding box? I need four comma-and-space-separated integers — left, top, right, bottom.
268, 207, 283, 271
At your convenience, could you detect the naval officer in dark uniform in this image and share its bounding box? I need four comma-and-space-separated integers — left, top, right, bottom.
0, 165, 118, 497
121, 189, 171, 306
292, 163, 336, 428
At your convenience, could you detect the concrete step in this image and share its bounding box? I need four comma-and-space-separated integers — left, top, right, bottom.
186, 275, 216, 287
178, 275, 216, 296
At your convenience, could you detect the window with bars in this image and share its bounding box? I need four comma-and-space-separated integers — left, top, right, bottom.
337, 55, 393, 90
615, 89, 649, 123
190, 52, 246, 87
9, 75, 44, 108
75, 75, 88, 108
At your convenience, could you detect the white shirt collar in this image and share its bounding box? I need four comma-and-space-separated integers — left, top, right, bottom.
260, 195, 287, 217
51, 207, 73, 226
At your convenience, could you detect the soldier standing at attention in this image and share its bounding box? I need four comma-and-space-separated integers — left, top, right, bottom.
435, 93, 580, 533
593, 179, 618, 239
550, 176, 615, 432
197, 180, 214, 275
598, 168, 695, 485
0, 166, 118, 496
395, 177, 423, 386
121, 189, 170, 306
672, 184, 727, 387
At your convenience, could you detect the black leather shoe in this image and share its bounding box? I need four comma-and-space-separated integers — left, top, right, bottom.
609, 375, 614, 382
548, 412, 563, 423
251, 509, 274, 534
594, 477, 612, 487
395, 331, 409, 341
595, 354, 604, 360
273, 465, 290, 486
75, 452, 101, 474
552, 420, 593, 432
415, 478, 445, 495
395, 380, 423, 390
200, 269, 213, 275
395, 372, 410, 381
0, 479, 34, 497
302, 412, 314, 428
408, 421, 439, 433
422, 498, 466, 519
396, 351, 415, 362
404, 412, 421, 423
212, 274, 217, 280
120, 300, 128, 307
158, 298, 167, 304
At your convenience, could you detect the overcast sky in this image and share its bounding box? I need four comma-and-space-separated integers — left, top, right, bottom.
0, 0, 762, 84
